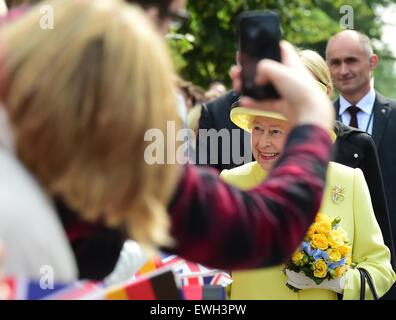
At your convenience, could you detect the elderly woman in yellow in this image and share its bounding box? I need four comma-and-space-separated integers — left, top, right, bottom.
221, 75, 396, 299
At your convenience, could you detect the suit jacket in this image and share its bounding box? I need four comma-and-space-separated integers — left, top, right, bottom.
332, 121, 395, 269
221, 161, 396, 300
334, 94, 396, 259
196, 91, 252, 171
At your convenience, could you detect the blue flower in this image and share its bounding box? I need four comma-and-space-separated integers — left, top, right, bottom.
301, 241, 312, 255
322, 251, 329, 262
327, 261, 340, 270
312, 249, 325, 261
327, 257, 346, 270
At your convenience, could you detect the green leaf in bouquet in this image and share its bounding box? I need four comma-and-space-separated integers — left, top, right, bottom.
313, 277, 326, 285
286, 283, 301, 293
329, 269, 337, 278
302, 265, 313, 278
331, 216, 341, 228
286, 264, 301, 273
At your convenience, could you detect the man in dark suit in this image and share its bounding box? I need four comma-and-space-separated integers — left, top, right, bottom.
197, 91, 252, 171
327, 30, 396, 298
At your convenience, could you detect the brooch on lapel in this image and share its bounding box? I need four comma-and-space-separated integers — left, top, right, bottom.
331, 185, 345, 204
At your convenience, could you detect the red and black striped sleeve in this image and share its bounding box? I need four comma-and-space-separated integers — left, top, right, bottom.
166, 124, 332, 270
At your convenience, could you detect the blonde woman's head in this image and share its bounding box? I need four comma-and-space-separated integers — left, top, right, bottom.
0, 0, 181, 252
299, 49, 334, 97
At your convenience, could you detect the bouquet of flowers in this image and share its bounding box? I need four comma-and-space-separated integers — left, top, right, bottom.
285, 213, 353, 292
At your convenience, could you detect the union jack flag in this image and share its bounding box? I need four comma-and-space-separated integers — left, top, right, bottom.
136, 252, 232, 288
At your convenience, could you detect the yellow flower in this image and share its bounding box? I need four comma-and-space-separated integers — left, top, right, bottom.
315, 220, 332, 234
346, 255, 352, 266
338, 244, 351, 257
314, 259, 328, 278
311, 234, 329, 250
335, 228, 349, 242
307, 225, 317, 238
327, 248, 342, 262
327, 230, 344, 248
292, 251, 305, 266
315, 213, 333, 224
335, 265, 348, 277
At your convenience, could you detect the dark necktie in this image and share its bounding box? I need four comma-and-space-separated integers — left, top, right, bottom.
347, 105, 360, 128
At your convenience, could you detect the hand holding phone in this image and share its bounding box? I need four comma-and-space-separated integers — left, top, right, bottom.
230, 41, 334, 132
237, 11, 281, 100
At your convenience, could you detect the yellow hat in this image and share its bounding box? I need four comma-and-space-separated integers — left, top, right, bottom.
230, 100, 337, 143
230, 106, 287, 132
230, 80, 327, 132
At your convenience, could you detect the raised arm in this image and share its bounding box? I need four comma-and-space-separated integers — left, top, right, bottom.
167, 124, 332, 270
165, 41, 334, 269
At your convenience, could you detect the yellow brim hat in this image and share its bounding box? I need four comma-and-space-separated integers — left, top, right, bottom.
230, 104, 337, 143
231, 80, 327, 133
230, 106, 287, 132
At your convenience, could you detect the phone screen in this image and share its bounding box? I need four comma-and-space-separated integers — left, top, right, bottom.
237, 11, 281, 100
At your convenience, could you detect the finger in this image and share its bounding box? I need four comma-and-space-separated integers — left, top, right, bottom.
254, 42, 315, 88
239, 97, 283, 111
253, 59, 297, 94
254, 59, 320, 107
280, 41, 313, 77
229, 65, 242, 93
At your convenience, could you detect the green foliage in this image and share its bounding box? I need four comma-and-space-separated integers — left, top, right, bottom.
374, 47, 396, 99
168, 0, 396, 95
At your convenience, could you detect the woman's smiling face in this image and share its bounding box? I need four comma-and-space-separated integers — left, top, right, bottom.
250, 116, 291, 171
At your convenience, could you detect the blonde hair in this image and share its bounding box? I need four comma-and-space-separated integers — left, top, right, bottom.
299, 49, 334, 97
0, 0, 181, 251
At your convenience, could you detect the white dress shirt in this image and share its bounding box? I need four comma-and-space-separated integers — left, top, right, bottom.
339, 87, 376, 135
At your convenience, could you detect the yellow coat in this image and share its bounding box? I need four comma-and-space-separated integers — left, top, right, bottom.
220, 161, 396, 300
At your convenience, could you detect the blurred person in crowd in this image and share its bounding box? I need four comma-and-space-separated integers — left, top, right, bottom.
0, 0, 334, 281
204, 81, 227, 102
128, 0, 188, 36
197, 84, 245, 171
178, 78, 205, 112
0, 0, 182, 280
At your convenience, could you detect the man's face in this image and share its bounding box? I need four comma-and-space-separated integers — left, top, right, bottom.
327, 35, 376, 98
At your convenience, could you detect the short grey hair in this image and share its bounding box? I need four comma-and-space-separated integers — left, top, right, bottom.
326, 30, 374, 60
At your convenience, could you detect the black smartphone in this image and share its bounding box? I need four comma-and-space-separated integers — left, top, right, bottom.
237, 11, 281, 100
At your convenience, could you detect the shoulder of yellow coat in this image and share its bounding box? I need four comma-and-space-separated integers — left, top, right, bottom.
326, 161, 362, 182
220, 162, 265, 190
